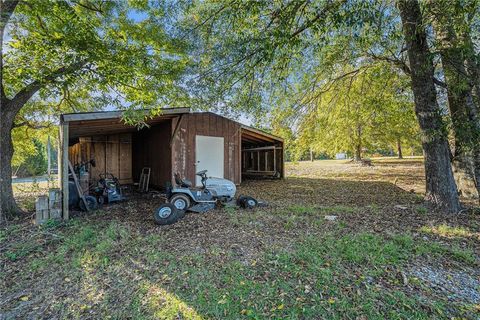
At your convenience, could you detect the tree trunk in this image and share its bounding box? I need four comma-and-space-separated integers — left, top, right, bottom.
0, 106, 3, 225
397, 138, 403, 159
460, 32, 480, 202
429, 1, 480, 199
354, 143, 362, 161
353, 125, 362, 161
461, 31, 480, 107
309, 147, 314, 162
0, 107, 21, 217
397, 0, 461, 213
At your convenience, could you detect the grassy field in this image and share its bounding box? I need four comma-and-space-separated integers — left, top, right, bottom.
1, 158, 479, 319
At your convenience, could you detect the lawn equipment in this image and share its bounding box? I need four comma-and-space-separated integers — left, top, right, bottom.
154, 170, 242, 225
91, 173, 126, 204
68, 161, 98, 212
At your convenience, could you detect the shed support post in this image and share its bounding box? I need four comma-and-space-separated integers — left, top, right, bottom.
273, 147, 276, 173
265, 151, 268, 171
59, 121, 69, 220
257, 151, 260, 171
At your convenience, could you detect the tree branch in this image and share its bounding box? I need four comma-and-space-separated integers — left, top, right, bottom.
289, 0, 344, 39
72, 0, 104, 14
13, 120, 52, 129
366, 51, 447, 88
8, 59, 88, 113
0, 0, 20, 30
1, 0, 21, 101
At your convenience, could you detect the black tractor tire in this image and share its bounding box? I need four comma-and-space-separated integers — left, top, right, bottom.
97, 196, 105, 206
239, 196, 258, 209
79, 195, 98, 212
154, 203, 186, 225
169, 193, 191, 211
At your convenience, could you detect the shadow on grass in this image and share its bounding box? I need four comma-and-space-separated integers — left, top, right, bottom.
239, 176, 422, 207
29, 222, 475, 319
5, 173, 479, 318
372, 159, 424, 167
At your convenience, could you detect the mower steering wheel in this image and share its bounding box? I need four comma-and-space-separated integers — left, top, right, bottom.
196, 170, 208, 176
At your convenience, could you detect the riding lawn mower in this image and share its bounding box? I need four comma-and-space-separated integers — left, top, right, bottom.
154, 170, 258, 225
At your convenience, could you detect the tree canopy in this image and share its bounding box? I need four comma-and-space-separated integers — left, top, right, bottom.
0, 0, 192, 217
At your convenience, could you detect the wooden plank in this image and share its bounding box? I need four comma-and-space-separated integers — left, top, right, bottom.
273, 148, 277, 171
222, 116, 228, 178
242, 146, 283, 151
187, 114, 195, 181
239, 130, 243, 184
62, 107, 190, 122
106, 134, 119, 177
229, 120, 235, 181
169, 115, 183, 146
241, 126, 283, 142
69, 161, 89, 211
60, 122, 70, 220
234, 122, 240, 184
93, 137, 106, 183
265, 151, 268, 171
119, 133, 132, 183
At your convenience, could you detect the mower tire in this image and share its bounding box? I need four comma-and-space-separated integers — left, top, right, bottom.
154, 203, 186, 225
97, 196, 105, 206
79, 195, 99, 212
169, 193, 191, 211
237, 196, 258, 209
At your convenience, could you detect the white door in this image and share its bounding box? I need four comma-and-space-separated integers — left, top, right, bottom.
195, 135, 224, 186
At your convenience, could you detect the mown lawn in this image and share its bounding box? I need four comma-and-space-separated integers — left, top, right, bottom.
1, 158, 479, 319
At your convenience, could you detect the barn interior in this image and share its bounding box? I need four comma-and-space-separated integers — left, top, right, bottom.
240, 127, 284, 179
66, 109, 187, 194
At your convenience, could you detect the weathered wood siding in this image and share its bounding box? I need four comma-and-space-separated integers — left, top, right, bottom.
171, 113, 242, 185
68, 133, 133, 184
132, 122, 172, 189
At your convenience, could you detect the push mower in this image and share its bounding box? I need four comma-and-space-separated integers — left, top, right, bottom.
91, 173, 126, 205
154, 170, 258, 225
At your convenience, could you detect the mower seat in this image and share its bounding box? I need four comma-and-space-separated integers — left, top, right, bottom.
174, 173, 193, 188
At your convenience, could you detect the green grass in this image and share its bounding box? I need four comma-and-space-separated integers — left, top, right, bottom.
6, 158, 478, 319
126, 231, 456, 319
415, 206, 428, 215
11, 220, 475, 319
419, 224, 475, 239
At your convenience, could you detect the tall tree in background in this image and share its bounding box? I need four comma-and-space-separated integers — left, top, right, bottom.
397, 0, 460, 212
426, 0, 480, 199
0, 0, 189, 221
185, 0, 463, 211
281, 63, 419, 161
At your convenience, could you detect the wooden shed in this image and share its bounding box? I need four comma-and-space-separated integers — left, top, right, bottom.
59, 108, 284, 219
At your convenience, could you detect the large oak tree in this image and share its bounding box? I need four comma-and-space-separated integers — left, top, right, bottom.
0, 0, 189, 222
397, 0, 460, 212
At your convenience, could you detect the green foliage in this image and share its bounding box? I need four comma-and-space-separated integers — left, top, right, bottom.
3, 1, 191, 172
183, 1, 422, 160
22, 139, 47, 176
272, 63, 420, 160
